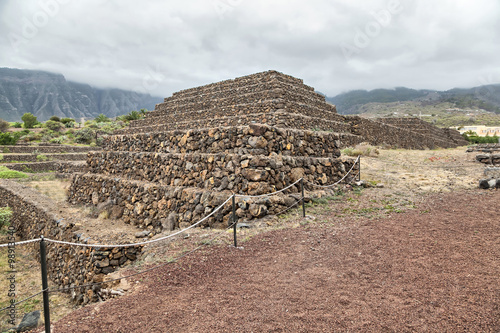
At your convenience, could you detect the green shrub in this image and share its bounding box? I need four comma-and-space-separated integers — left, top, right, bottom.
49, 136, 66, 144
21, 113, 38, 129
0, 132, 23, 145
49, 116, 61, 122
61, 117, 75, 124
0, 166, 28, 179
0, 207, 12, 231
36, 154, 49, 162
94, 114, 110, 123
64, 121, 75, 128
75, 128, 95, 144
463, 134, 499, 144
44, 120, 64, 132
12, 122, 23, 128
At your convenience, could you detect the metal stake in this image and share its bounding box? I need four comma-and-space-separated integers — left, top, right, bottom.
232, 195, 237, 247
301, 178, 306, 217
358, 156, 361, 181
39, 236, 51, 333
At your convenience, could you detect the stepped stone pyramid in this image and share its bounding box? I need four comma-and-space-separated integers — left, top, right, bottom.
68, 70, 465, 234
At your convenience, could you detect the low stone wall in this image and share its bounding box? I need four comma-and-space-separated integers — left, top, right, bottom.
4, 161, 61, 173
479, 178, 500, 189
116, 111, 353, 139
475, 154, 500, 165
151, 82, 328, 117
132, 99, 338, 129
168, 70, 312, 101
0, 180, 141, 305
0, 153, 87, 163
377, 118, 468, 146
68, 168, 353, 233
1, 145, 97, 154
106, 124, 341, 158
467, 144, 500, 153
87, 151, 351, 194
347, 116, 459, 149
56, 161, 89, 174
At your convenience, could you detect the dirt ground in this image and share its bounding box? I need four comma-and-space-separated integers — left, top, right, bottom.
44, 189, 499, 333
31, 147, 498, 333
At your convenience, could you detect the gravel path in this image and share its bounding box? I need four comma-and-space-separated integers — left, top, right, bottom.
47, 189, 499, 332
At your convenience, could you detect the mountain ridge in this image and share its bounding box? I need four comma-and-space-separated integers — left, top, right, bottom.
327, 85, 500, 115
0, 68, 163, 122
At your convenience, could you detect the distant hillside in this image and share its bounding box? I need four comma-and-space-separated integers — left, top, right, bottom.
328, 85, 500, 115
0, 68, 163, 122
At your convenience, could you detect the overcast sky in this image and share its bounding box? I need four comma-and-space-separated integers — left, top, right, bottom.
1, 0, 499, 97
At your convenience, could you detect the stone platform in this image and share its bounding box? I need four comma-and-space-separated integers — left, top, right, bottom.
68, 70, 466, 235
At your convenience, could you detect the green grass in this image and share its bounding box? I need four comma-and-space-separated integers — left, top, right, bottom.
0, 166, 28, 179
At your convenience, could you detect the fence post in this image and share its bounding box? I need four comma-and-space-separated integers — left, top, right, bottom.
39, 236, 51, 333
301, 178, 306, 217
357, 156, 361, 181
232, 195, 237, 247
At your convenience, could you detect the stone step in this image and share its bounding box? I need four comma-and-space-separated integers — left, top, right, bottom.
0, 153, 87, 163
105, 124, 342, 158
169, 70, 311, 100
86, 151, 354, 194
115, 111, 356, 144
156, 80, 327, 115
0, 145, 98, 154
68, 170, 348, 234
133, 99, 338, 129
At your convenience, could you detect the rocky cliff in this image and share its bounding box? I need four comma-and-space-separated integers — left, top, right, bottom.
0, 68, 163, 121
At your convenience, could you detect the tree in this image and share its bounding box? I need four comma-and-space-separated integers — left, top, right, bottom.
0, 119, 9, 133
94, 114, 110, 123
60, 117, 75, 124
21, 113, 38, 129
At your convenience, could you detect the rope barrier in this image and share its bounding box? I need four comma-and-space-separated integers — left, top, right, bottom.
0, 238, 42, 248
48, 221, 237, 295
0, 289, 47, 314
0, 155, 361, 247
273, 197, 303, 217
234, 178, 302, 199
44, 195, 234, 248
305, 156, 360, 188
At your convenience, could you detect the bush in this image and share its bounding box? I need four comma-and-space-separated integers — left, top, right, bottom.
94, 114, 110, 123
0, 132, 23, 145
75, 128, 95, 144
0, 207, 12, 231
12, 122, 23, 128
21, 113, 38, 129
61, 117, 75, 124
36, 154, 49, 161
0, 119, 9, 133
463, 134, 499, 144
49, 116, 61, 122
64, 121, 75, 128
342, 143, 380, 157
45, 120, 64, 132
0, 166, 28, 179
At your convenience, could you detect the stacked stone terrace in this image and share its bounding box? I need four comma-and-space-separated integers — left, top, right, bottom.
69, 71, 361, 233
69, 70, 465, 235
377, 117, 468, 147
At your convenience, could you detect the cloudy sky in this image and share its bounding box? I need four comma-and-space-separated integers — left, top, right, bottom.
1, 0, 499, 97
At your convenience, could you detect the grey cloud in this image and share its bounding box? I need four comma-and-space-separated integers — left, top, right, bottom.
0, 0, 499, 98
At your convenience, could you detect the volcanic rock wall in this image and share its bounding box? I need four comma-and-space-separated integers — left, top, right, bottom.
0, 180, 141, 305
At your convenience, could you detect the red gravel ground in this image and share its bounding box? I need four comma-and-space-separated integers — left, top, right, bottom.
50, 190, 499, 332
